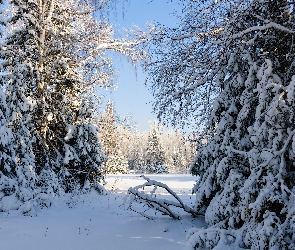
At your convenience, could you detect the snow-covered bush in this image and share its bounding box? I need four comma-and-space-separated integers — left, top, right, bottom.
63, 123, 107, 190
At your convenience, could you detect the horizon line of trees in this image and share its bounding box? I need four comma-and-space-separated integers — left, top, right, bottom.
98, 101, 197, 174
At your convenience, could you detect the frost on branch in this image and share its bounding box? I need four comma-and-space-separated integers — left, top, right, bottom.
125, 175, 198, 220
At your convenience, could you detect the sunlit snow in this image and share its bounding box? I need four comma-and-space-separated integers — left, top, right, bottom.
0, 174, 205, 250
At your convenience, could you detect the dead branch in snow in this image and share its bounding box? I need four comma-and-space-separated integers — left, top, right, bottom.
125, 175, 200, 220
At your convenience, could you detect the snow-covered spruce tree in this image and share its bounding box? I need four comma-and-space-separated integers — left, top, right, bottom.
98, 101, 129, 174
145, 122, 168, 174
161, 129, 195, 173
189, 1, 295, 249
98, 101, 118, 156
114, 123, 195, 173
115, 123, 148, 173
147, 0, 295, 249
130, 147, 146, 173
0, 0, 17, 210
0, 74, 20, 212
24, 0, 110, 192
104, 150, 129, 174
63, 99, 107, 190
0, 63, 38, 214
0, 0, 80, 199
0, 0, 39, 214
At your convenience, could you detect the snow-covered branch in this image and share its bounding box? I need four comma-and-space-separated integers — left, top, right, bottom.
125, 175, 199, 219
231, 22, 295, 40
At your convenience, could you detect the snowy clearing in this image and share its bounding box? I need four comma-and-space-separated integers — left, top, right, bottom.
0, 174, 205, 250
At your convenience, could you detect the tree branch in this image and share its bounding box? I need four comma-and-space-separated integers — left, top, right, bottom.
125, 175, 200, 220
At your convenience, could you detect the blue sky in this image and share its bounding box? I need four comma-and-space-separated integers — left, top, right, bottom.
99, 0, 182, 131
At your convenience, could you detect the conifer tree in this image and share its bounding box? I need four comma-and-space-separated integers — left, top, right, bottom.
0, 0, 17, 208
99, 101, 118, 156
147, 0, 295, 248
0, 82, 20, 212
63, 100, 107, 188
99, 101, 129, 174
162, 129, 194, 173
104, 150, 129, 174
124, 129, 147, 173
187, 1, 295, 249
145, 122, 168, 174
0, 0, 38, 213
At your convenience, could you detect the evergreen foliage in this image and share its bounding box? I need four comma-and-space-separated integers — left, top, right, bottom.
0, 0, 38, 213
63, 122, 107, 189
145, 122, 168, 174
0, 86, 20, 212
162, 130, 195, 173
188, 1, 295, 249
99, 101, 118, 157
104, 150, 129, 174
146, 0, 295, 249
0, 0, 145, 213
98, 103, 194, 174
99, 101, 129, 174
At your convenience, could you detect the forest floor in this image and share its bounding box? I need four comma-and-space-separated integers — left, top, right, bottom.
0, 174, 206, 250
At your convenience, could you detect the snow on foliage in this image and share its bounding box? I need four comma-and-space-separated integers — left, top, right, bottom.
147, 0, 295, 249
98, 101, 129, 174
0, 0, 145, 214
104, 150, 129, 174
114, 119, 195, 174
145, 122, 168, 174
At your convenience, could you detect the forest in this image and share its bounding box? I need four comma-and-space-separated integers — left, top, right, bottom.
0, 0, 295, 249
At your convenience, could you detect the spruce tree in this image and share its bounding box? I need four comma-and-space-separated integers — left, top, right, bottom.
0, 0, 146, 210
145, 122, 168, 174
0, 0, 38, 213
99, 101, 118, 156
1, 0, 112, 194
185, 1, 295, 249
145, 0, 295, 248
63, 100, 107, 189
0, 0, 17, 209
99, 101, 129, 174
0, 83, 19, 212
104, 150, 129, 174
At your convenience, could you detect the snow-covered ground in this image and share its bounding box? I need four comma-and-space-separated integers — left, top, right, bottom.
0, 174, 205, 250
